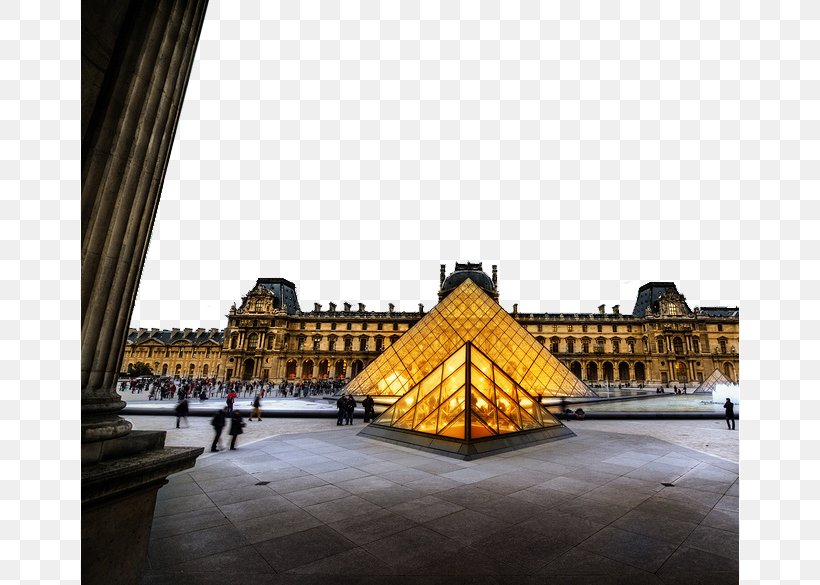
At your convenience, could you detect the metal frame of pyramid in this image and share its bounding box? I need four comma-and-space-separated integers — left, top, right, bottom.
695, 368, 735, 394
346, 279, 596, 400
358, 342, 575, 460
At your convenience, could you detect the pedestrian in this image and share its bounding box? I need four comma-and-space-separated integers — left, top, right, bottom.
229, 409, 246, 450
362, 394, 375, 423
226, 388, 237, 413
210, 407, 227, 452
724, 398, 736, 430
175, 397, 189, 428
344, 394, 355, 425
336, 394, 345, 426
574, 407, 586, 421
250, 393, 262, 421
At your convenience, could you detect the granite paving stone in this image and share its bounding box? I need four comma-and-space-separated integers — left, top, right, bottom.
142, 421, 738, 583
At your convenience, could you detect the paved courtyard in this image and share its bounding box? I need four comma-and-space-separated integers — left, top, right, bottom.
140, 418, 738, 584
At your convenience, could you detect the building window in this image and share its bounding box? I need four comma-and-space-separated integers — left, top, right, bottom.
568, 325, 573, 332
597, 324, 602, 332
313, 336, 321, 351
165, 349, 170, 357
377, 323, 383, 331
692, 338, 700, 353
582, 325, 588, 332
553, 325, 558, 332
300, 322, 306, 330
657, 338, 665, 353
550, 338, 559, 353
267, 336, 274, 350
362, 322, 368, 331
612, 325, 617, 332
330, 322, 337, 330
536, 336, 546, 346
390, 335, 399, 344
346, 323, 352, 331
627, 325, 633, 332
247, 333, 258, 350
315, 323, 321, 330
612, 339, 620, 354
297, 336, 305, 351
717, 323, 723, 332
328, 336, 337, 352
393, 323, 399, 330
230, 334, 238, 349
719, 338, 727, 353
582, 340, 590, 353
537, 324, 543, 333
344, 336, 353, 351
567, 339, 575, 353
375, 336, 384, 352
360, 337, 369, 351
673, 337, 684, 354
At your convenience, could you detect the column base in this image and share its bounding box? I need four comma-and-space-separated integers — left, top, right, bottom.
82, 430, 202, 585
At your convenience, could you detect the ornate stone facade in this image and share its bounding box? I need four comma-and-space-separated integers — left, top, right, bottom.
123, 265, 740, 387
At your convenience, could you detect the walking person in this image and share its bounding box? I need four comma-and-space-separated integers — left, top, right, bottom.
175, 397, 189, 428
226, 388, 237, 413
229, 409, 246, 450
724, 398, 736, 430
210, 407, 227, 452
362, 394, 375, 423
250, 393, 262, 421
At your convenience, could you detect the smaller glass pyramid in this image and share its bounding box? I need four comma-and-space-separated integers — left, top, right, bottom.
695, 369, 735, 394
360, 342, 574, 459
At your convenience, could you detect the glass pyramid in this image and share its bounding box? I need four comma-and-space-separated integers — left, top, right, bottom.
372, 343, 564, 439
695, 369, 734, 394
346, 278, 595, 399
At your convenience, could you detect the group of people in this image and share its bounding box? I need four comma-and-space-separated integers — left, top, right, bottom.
335, 394, 375, 425
209, 406, 246, 451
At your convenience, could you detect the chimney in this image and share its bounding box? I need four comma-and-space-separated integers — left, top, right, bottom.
612, 305, 620, 315
418, 303, 424, 313
388, 303, 395, 314
492, 265, 498, 287
512, 303, 518, 316
343, 302, 351, 312
329, 302, 336, 313
358, 303, 365, 312
598, 304, 605, 314
440, 264, 446, 286
314, 303, 322, 312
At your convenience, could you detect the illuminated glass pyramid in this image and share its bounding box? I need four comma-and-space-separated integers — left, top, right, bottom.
346, 278, 595, 399
358, 342, 575, 459
695, 369, 734, 394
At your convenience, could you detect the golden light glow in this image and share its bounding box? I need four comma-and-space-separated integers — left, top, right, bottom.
371, 342, 562, 439
346, 279, 594, 399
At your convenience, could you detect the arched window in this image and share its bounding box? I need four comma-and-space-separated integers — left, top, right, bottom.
318, 359, 329, 378
673, 337, 684, 354
302, 360, 314, 378
189, 363, 195, 375
570, 361, 582, 379
202, 364, 209, 376
334, 359, 346, 378
351, 359, 364, 376
618, 362, 629, 381
586, 362, 598, 381
536, 336, 546, 346
634, 362, 646, 381
390, 335, 399, 345
656, 338, 665, 353
247, 333, 258, 350
602, 362, 614, 381
286, 359, 297, 378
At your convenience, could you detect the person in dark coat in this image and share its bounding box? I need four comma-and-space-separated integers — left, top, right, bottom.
210, 407, 227, 452
724, 398, 736, 430
344, 395, 355, 425
336, 395, 345, 426
250, 394, 262, 421
362, 395, 375, 423
175, 397, 189, 428
229, 409, 246, 450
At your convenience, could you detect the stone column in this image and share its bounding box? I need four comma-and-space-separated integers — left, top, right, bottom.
82, 1, 208, 583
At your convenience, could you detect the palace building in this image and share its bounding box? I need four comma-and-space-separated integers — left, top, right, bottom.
122, 263, 740, 387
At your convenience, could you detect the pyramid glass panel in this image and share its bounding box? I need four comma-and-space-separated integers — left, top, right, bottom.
696, 369, 734, 394
348, 279, 595, 399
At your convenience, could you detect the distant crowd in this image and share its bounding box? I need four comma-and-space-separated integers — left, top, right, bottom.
118, 376, 349, 401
